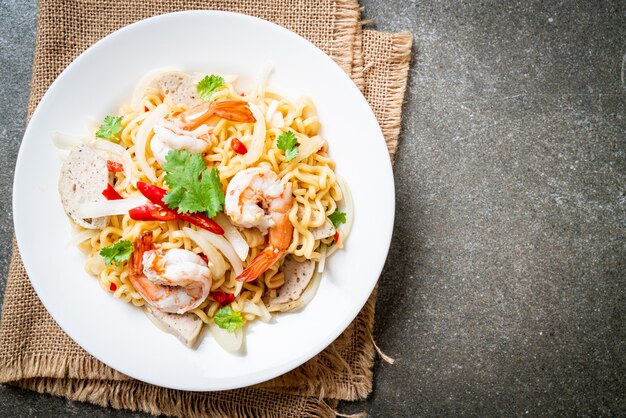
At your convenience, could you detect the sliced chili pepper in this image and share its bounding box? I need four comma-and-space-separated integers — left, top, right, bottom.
231, 138, 248, 155
128, 203, 179, 221
136, 181, 224, 235
109, 282, 117, 291
198, 253, 209, 264
210, 291, 235, 306
333, 231, 340, 245
102, 184, 123, 200
107, 160, 124, 173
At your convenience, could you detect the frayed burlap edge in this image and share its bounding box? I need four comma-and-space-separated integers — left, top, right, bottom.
14, 378, 337, 418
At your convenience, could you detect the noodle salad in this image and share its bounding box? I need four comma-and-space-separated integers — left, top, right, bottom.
55, 69, 352, 351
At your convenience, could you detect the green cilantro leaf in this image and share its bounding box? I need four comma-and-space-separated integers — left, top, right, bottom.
99, 240, 132, 266
197, 74, 225, 101
277, 131, 299, 162
214, 306, 244, 332
162, 149, 225, 217
328, 211, 346, 227
96, 116, 122, 141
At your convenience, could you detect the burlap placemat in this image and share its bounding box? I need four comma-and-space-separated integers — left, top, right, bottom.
0, 1, 412, 416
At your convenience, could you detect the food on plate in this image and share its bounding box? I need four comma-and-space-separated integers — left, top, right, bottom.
55, 69, 352, 351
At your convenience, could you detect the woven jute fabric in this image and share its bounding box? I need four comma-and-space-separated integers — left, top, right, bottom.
0, 1, 412, 416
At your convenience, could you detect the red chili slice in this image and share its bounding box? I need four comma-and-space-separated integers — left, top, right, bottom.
136, 182, 224, 235
333, 231, 340, 245
109, 282, 117, 291
210, 291, 235, 306
231, 138, 248, 155
107, 160, 124, 172
198, 253, 209, 264
102, 184, 123, 200
128, 203, 179, 221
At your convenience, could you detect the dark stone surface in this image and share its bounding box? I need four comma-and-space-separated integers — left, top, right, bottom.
0, 0, 624, 417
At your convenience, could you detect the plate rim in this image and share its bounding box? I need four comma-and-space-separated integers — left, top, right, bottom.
12, 10, 395, 391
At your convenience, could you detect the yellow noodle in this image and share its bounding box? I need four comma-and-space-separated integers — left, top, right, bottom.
80, 75, 344, 327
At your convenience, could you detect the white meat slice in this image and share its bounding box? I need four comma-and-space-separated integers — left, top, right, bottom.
157, 72, 202, 108
267, 256, 316, 312
58, 144, 108, 229
310, 219, 336, 240
145, 308, 204, 348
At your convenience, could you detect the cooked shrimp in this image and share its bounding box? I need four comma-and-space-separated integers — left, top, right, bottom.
175, 100, 256, 131
150, 124, 209, 165
130, 232, 212, 314
225, 167, 293, 282
150, 100, 256, 164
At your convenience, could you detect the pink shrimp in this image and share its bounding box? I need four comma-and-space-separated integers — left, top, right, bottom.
130, 232, 212, 314
225, 167, 293, 282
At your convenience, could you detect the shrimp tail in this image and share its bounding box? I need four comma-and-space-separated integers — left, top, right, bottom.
179, 100, 255, 130
131, 231, 153, 277
236, 246, 284, 282
211, 101, 256, 123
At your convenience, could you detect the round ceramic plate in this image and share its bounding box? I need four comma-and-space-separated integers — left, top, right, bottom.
13, 11, 394, 391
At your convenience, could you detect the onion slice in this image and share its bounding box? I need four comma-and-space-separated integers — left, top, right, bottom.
297, 270, 323, 309
214, 213, 249, 261
135, 104, 170, 182
278, 135, 325, 177
326, 176, 354, 258
183, 227, 226, 280
52, 132, 88, 150
243, 104, 266, 166
317, 245, 327, 273
191, 227, 243, 276
243, 300, 271, 323
208, 322, 243, 352
76, 195, 147, 219
66, 229, 98, 248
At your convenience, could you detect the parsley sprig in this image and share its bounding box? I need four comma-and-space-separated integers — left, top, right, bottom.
96, 116, 122, 141
197, 74, 225, 101
277, 131, 299, 162
214, 306, 244, 332
99, 240, 132, 266
162, 149, 225, 218
328, 211, 346, 227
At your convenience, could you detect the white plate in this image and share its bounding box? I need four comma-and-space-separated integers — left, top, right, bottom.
13, 11, 394, 391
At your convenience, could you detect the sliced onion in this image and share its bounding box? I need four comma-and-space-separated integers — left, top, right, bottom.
183, 227, 226, 280
191, 227, 243, 276
243, 104, 266, 166
130, 67, 180, 111
135, 104, 170, 182
278, 135, 325, 177
76, 195, 147, 219
326, 177, 354, 258
258, 300, 272, 322
317, 245, 327, 273
297, 270, 322, 309
85, 255, 106, 275
52, 132, 89, 150
339, 176, 354, 239
234, 281, 244, 297
92, 139, 135, 189
294, 135, 324, 163
243, 300, 271, 323
214, 213, 249, 261
67, 229, 98, 248
208, 322, 243, 352
265, 100, 284, 128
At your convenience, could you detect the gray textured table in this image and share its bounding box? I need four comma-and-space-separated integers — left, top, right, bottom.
1, 1, 624, 416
